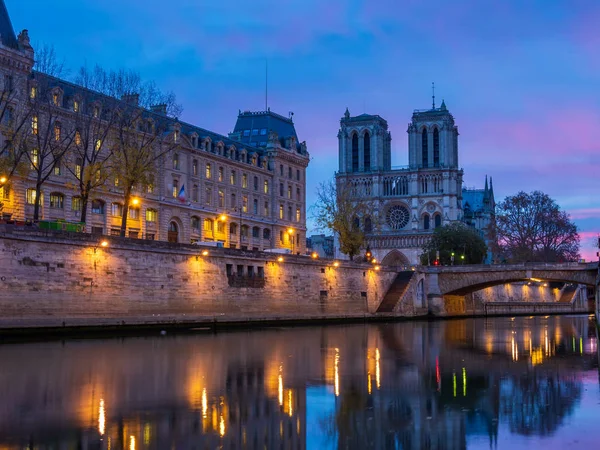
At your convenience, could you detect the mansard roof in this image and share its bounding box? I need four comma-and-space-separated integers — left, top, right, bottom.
340, 111, 389, 128
233, 109, 301, 150
0, 0, 18, 49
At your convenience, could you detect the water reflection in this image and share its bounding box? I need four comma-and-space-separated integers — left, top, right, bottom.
0, 315, 596, 449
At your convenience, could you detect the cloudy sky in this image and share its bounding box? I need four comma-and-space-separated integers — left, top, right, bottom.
8, 0, 600, 259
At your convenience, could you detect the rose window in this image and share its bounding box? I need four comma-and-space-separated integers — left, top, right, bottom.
386, 205, 410, 229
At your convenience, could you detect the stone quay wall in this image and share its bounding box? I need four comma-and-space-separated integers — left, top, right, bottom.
0, 227, 399, 330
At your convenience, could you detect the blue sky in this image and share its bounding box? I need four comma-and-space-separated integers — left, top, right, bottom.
8, 0, 600, 258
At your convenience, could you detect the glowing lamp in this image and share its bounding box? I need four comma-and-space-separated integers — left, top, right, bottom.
219, 214, 227, 222
202, 250, 209, 256
0, 176, 6, 184
311, 252, 318, 259
371, 258, 377, 264
287, 228, 294, 235
100, 240, 108, 247
375, 265, 381, 271
277, 256, 284, 263
131, 197, 140, 206
333, 261, 339, 268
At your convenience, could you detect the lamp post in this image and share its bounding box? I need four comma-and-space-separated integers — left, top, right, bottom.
217, 214, 227, 246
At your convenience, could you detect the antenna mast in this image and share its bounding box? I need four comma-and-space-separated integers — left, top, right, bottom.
265, 59, 268, 111
432, 82, 436, 109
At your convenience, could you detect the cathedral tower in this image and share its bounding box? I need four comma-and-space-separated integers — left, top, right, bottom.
407, 100, 459, 169
338, 108, 391, 173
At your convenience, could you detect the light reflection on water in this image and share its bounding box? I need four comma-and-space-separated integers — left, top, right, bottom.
0, 315, 597, 449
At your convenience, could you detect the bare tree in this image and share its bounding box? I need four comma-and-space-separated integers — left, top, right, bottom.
75, 64, 183, 118
23, 78, 76, 221
311, 178, 376, 261
33, 43, 69, 78
109, 103, 177, 237
496, 191, 580, 263
63, 93, 117, 224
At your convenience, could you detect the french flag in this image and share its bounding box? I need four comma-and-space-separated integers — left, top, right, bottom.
177, 184, 186, 203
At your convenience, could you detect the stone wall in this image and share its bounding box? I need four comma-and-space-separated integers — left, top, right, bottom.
0, 227, 398, 329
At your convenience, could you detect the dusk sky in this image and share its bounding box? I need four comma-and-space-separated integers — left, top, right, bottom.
8, 0, 600, 259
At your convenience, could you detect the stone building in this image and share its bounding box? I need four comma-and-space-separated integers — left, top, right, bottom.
0, 1, 309, 252
336, 101, 492, 265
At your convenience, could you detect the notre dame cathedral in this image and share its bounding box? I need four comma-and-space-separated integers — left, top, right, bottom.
335, 100, 495, 265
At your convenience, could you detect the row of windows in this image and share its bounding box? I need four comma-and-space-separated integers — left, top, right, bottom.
192, 218, 272, 240
421, 128, 440, 168
242, 128, 268, 137
279, 164, 302, 181
351, 132, 371, 171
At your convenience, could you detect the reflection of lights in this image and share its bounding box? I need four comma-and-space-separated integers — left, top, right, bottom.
129, 436, 135, 450
531, 347, 543, 366
462, 368, 467, 397
143, 424, 151, 445
367, 372, 372, 394
202, 388, 208, 418
288, 389, 293, 417
485, 334, 493, 354
297, 417, 301, 434
545, 330, 549, 356
511, 336, 519, 361
219, 413, 225, 437
375, 348, 381, 390
453, 372, 457, 397
435, 357, 441, 389
278, 366, 283, 406
334, 348, 340, 397
99, 399, 105, 436
580, 337, 583, 355
586, 338, 598, 354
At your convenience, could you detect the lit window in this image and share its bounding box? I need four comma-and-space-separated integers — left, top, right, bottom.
217, 221, 225, 233
53, 163, 61, 176
72, 196, 82, 211
75, 158, 82, 179
95, 139, 102, 151
54, 122, 61, 141
204, 218, 214, 232
205, 163, 212, 179
26, 188, 41, 205
287, 185, 291, 199
173, 130, 179, 142
73, 101, 79, 113
31, 116, 38, 135
172, 180, 178, 198
52, 93, 59, 106
49, 193, 63, 208
230, 170, 236, 185
242, 173, 247, 188
218, 167, 223, 182
30, 149, 38, 169
111, 203, 123, 217
75, 130, 81, 146
114, 177, 120, 188
30, 86, 37, 99
296, 208, 301, 222
218, 189, 224, 207
242, 196, 248, 213
146, 208, 157, 222
279, 204, 283, 219
264, 180, 269, 194
95, 169, 101, 182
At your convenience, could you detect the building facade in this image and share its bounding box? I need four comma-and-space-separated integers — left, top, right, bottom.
0, 1, 309, 253
336, 102, 492, 265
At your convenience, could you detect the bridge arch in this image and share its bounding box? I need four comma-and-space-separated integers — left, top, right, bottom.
381, 250, 410, 268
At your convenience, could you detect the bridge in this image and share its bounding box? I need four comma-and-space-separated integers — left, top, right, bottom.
377, 262, 599, 316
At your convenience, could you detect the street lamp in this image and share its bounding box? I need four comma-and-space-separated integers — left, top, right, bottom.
93, 239, 109, 253
287, 227, 294, 254
130, 197, 140, 206
0, 175, 6, 185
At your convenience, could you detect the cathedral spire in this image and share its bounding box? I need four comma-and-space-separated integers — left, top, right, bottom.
0, 0, 18, 49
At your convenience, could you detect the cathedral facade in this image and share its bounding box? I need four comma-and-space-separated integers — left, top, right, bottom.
336, 101, 493, 265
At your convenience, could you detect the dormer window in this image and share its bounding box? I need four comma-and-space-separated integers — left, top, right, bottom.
174, 130, 179, 143
93, 106, 100, 118
30, 86, 37, 99
75, 130, 82, 146
73, 101, 80, 113
52, 93, 59, 106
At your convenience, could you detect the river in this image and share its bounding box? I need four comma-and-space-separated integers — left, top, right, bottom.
0, 315, 598, 449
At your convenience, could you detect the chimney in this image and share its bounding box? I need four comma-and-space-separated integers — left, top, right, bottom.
121, 93, 139, 106
151, 104, 167, 115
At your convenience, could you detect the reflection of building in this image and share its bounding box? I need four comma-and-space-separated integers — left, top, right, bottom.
0, 317, 593, 449
335, 103, 494, 265
307, 234, 335, 258
0, 1, 309, 251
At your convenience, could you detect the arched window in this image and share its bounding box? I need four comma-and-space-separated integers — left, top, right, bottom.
351, 133, 359, 171
263, 228, 271, 240
204, 218, 214, 234
433, 128, 439, 167
191, 216, 201, 233
168, 221, 179, 243
252, 226, 260, 238
111, 202, 123, 217
352, 216, 360, 230
230, 223, 238, 235
364, 216, 372, 233
421, 129, 428, 168
363, 132, 371, 170
241, 225, 249, 237
423, 214, 430, 230
434, 213, 442, 228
